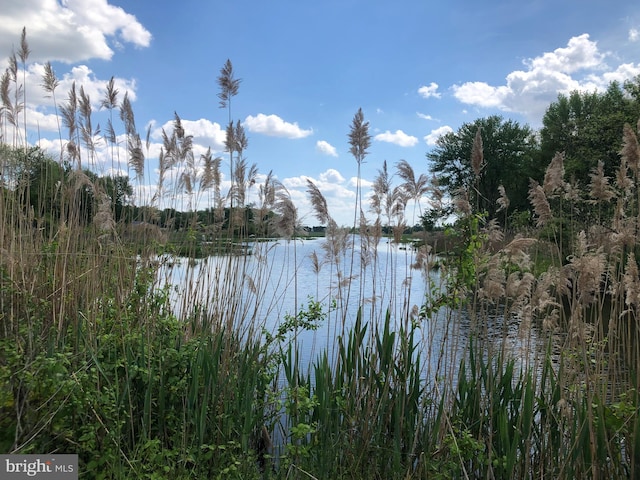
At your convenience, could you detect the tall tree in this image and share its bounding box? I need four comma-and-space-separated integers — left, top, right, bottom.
540, 81, 640, 186
427, 115, 540, 222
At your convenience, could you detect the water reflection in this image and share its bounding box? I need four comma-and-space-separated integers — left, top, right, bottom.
157, 236, 550, 384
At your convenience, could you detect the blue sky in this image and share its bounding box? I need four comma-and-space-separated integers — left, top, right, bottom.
1, 0, 639, 226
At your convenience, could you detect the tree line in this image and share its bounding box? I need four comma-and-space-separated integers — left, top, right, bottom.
426, 78, 640, 231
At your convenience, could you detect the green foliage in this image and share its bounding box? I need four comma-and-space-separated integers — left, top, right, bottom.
428, 115, 542, 221
541, 82, 640, 185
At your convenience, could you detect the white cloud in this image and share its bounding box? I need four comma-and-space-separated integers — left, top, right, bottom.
629, 28, 639, 42
316, 140, 338, 157
152, 117, 227, 154
452, 34, 640, 123
319, 169, 345, 183
0, 0, 151, 64
416, 112, 435, 121
374, 130, 419, 147
244, 113, 313, 138
424, 126, 454, 146
418, 82, 441, 99
282, 170, 362, 226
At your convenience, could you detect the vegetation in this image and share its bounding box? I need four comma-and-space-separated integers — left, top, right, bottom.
2, 29, 640, 479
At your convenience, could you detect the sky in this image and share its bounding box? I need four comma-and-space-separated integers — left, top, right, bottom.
1, 0, 640, 227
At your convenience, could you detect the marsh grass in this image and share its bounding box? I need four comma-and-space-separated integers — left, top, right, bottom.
1, 30, 640, 479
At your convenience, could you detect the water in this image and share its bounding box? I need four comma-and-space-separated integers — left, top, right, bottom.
157, 235, 550, 384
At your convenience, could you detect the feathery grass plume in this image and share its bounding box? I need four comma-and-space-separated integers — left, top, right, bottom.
543, 152, 566, 197
500, 236, 536, 270
200, 147, 215, 190
620, 122, 640, 176
18, 27, 29, 147
93, 188, 116, 234
588, 160, 614, 203
397, 159, 428, 221
234, 119, 248, 154
348, 108, 371, 165
615, 150, 633, 195
479, 255, 505, 303
273, 188, 298, 239
78, 86, 97, 163
0, 70, 10, 142
611, 200, 637, 252
483, 218, 504, 246
471, 127, 484, 178
101, 76, 119, 110
217, 59, 241, 113
531, 268, 562, 331
623, 252, 640, 307
60, 82, 79, 166
567, 231, 607, 305
306, 179, 331, 225
370, 160, 391, 216
18, 27, 30, 64
528, 179, 552, 227
505, 271, 535, 303
496, 184, 510, 212
452, 187, 472, 216
41, 62, 59, 102
128, 133, 145, 180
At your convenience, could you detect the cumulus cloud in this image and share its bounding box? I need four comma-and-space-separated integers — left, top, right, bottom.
283, 169, 358, 226
630, 28, 639, 42
316, 140, 338, 157
244, 113, 313, 138
424, 126, 454, 146
319, 169, 345, 183
417, 112, 435, 121
152, 118, 227, 153
418, 82, 441, 99
452, 34, 640, 123
374, 130, 419, 147
0, 0, 151, 64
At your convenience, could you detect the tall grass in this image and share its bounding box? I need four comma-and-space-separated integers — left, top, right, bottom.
1, 29, 640, 479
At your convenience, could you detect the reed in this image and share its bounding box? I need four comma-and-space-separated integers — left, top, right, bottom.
1, 29, 640, 479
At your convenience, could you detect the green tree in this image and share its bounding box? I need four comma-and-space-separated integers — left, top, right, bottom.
427, 115, 541, 222
540, 81, 640, 186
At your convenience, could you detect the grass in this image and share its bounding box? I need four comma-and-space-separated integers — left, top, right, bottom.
1, 29, 640, 479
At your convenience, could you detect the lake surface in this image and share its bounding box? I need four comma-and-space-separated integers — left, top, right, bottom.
157, 236, 550, 384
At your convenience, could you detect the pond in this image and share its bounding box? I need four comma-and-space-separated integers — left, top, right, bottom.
157, 235, 551, 386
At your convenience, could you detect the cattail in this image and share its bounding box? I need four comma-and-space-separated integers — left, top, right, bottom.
471, 127, 484, 178
588, 160, 614, 203
528, 179, 552, 227
543, 152, 565, 196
